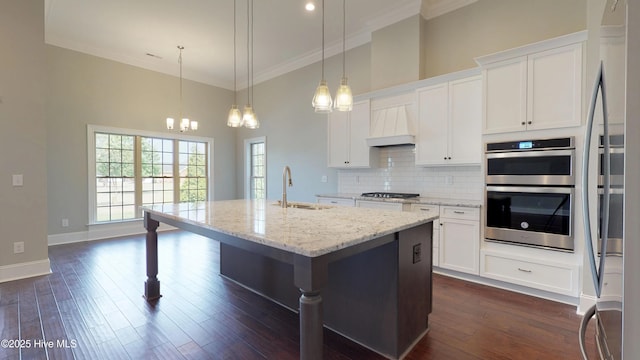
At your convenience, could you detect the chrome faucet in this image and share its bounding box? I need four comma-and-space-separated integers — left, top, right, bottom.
282, 166, 293, 208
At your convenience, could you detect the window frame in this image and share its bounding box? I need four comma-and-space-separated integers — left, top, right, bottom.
87, 125, 214, 225
244, 136, 267, 199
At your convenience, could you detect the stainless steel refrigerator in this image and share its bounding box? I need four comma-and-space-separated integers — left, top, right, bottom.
579, 0, 626, 358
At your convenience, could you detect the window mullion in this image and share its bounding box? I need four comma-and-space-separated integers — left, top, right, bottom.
173, 140, 180, 203
135, 136, 143, 217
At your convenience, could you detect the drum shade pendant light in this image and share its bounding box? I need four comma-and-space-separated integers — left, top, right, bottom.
334, 0, 352, 111
312, 0, 332, 113
242, 0, 259, 129
166, 46, 198, 132
227, 0, 242, 127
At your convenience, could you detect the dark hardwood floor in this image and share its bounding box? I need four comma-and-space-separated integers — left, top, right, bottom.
0, 231, 597, 359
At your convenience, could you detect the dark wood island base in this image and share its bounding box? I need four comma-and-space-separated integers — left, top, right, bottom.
219, 223, 433, 359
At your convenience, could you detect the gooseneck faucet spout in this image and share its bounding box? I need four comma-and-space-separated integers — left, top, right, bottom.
282, 166, 293, 208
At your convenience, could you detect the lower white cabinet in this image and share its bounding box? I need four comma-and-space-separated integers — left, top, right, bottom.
480, 249, 579, 296
317, 196, 355, 207
356, 200, 405, 212
438, 206, 480, 275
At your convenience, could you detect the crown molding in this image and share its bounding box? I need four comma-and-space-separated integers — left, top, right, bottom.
421, 0, 478, 20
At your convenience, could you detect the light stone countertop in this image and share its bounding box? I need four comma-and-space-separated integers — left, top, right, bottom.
316, 193, 482, 208
142, 199, 437, 257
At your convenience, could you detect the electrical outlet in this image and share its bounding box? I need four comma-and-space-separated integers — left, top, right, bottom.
321, 175, 328, 183
12, 174, 23, 187
412, 243, 421, 264
62, 218, 69, 227
14, 242, 24, 254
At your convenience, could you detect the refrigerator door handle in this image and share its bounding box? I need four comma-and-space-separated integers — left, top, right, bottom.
582, 61, 604, 297
599, 60, 611, 295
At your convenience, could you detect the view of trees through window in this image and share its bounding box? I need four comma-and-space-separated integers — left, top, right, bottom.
95, 132, 208, 223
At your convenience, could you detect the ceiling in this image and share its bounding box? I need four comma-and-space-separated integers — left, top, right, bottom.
44, 0, 475, 90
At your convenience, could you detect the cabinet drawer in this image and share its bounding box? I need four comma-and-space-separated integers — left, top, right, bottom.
410, 204, 439, 214
440, 206, 478, 220
356, 200, 403, 211
481, 251, 578, 296
317, 197, 354, 207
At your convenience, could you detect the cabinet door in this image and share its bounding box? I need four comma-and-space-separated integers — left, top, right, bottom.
439, 211, 479, 275
527, 43, 582, 130
415, 83, 448, 165
483, 57, 527, 134
327, 110, 350, 167
347, 100, 372, 167
448, 76, 482, 165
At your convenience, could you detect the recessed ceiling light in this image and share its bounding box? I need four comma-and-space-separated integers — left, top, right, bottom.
305, 2, 315, 11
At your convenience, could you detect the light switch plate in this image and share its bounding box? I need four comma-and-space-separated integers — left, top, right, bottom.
12, 174, 23, 186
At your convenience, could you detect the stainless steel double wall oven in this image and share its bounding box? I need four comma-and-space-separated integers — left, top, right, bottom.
485, 137, 575, 251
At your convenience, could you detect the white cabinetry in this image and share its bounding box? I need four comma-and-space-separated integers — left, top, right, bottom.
356, 200, 405, 212
328, 100, 376, 168
317, 196, 355, 207
438, 206, 480, 275
410, 204, 440, 266
481, 41, 583, 134
415, 76, 482, 166
480, 249, 579, 296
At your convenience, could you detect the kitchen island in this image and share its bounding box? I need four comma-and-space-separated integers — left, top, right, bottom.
142, 199, 436, 359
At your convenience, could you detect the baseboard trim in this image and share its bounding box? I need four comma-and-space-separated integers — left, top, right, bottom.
578, 293, 597, 316
48, 220, 177, 246
0, 259, 51, 283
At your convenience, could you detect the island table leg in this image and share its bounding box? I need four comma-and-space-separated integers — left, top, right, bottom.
294, 255, 327, 360
299, 291, 323, 360
143, 212, 161, 300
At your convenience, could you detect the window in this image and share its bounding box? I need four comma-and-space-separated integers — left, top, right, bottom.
89, 125, 212, 224
246, 137, 266, 199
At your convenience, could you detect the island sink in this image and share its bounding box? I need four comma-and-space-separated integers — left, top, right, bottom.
273, 200, 330, 210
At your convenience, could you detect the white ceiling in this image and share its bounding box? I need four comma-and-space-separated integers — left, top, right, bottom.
44, 0, 475, 90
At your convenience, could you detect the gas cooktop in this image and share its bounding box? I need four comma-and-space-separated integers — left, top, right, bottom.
360, 192, 420, 199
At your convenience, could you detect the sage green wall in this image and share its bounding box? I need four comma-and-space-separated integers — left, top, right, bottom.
422, 0, 587, 77
371, 15, 425, 90
46, 46, 236, 235
235, 44, 371, 202
0, 0, 48, 267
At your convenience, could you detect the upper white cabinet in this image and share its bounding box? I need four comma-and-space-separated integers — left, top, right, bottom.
415, 75, 482, 166
479, 35, 584, 134
327, 100, 376, 168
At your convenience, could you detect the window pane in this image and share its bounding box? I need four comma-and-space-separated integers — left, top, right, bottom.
249, 140, 266, 200
93, 132, 136, 222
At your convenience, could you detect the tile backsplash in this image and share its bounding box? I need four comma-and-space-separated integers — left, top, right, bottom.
338, 145, 483, 200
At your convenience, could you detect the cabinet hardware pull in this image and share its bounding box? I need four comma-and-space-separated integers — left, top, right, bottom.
527, 121, 532, 125
453, 210, 465, 214
420, 208, 431, 211
521, 121, 526, 125
517, 268, 532, 273
330, 201, 338, 204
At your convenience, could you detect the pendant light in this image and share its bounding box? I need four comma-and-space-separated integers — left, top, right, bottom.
166, 46, 198, 132
227, 0, 242, 127
334, 0, 353, 111
311, 0, 332, 113
242, 0, 259, 129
